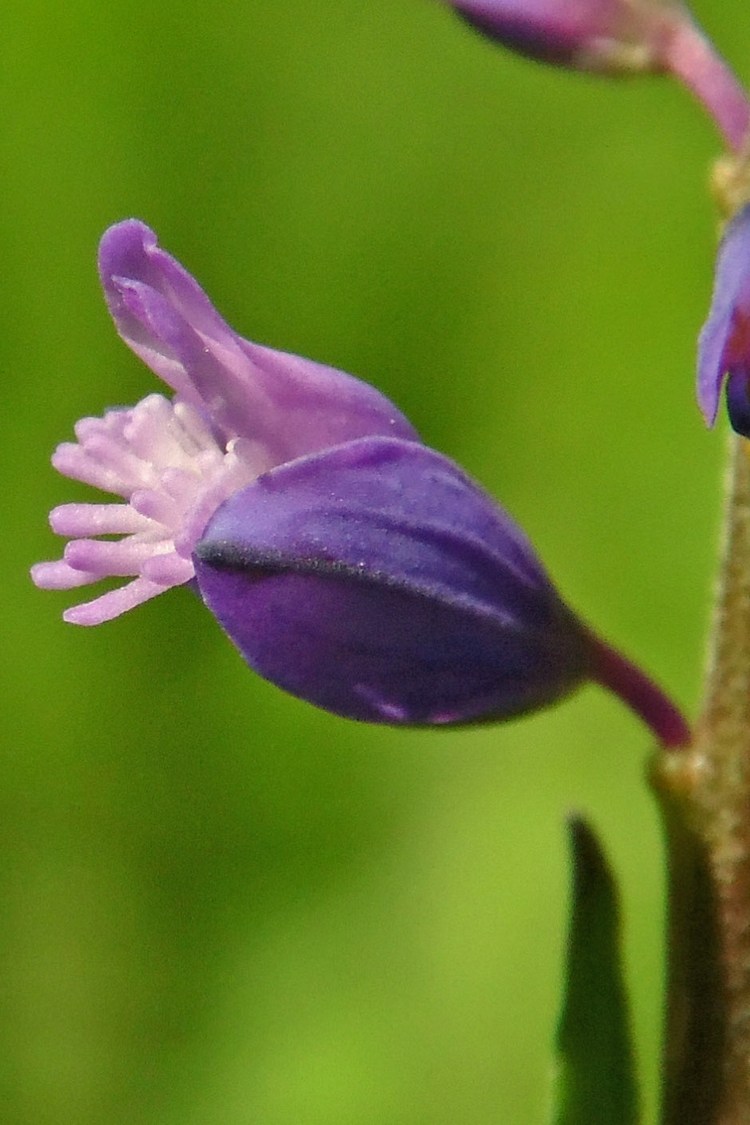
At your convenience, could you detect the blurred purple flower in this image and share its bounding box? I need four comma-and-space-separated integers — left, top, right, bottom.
698, 204, 750, 435
445, 0, 683, 75
444, 0, 750, 150
32, 221, 688, 739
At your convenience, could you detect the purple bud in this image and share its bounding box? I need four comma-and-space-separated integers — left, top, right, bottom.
445, 0, 683, 75
193, 437, 592, 725
697, 204, 750, 436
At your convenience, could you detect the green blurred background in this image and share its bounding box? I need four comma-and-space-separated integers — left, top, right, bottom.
2, 0, 743, 1121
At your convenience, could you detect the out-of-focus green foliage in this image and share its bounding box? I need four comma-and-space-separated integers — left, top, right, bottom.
551, 818, 638, 1125
2, 1, 742, 1122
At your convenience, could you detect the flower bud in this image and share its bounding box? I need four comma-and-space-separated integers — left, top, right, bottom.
194, 436, 593, 725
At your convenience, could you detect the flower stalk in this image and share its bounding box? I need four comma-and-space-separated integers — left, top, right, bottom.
662, 18, 750, 152
653, 434, 750, 1123
588, 634, 691, 750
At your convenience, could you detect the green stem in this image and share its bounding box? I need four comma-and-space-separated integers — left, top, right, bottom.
653, 435, 750, 1123
653, 777, 725, 1124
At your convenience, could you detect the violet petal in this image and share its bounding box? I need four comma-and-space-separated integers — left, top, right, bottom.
697, 204, 750, 429
194, 437, 590, 725
99, 221, 419, 458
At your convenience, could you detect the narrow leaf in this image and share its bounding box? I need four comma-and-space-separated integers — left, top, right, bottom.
549, 816, 639, 1125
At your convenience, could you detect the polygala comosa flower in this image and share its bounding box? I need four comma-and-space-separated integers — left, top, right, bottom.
32, 221, 688, 741
444, 0, 684, 75
698, 203, 750, 437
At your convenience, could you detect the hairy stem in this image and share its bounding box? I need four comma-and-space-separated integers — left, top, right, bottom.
654, 435, 750, 1123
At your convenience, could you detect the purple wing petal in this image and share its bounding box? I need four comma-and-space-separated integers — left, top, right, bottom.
697, 204, 750, 426
98, 221, 419, 458
193, 437, 590, 725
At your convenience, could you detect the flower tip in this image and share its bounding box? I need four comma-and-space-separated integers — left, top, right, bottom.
98, 218, 157, 277
29, 561, 53, 590
97, 220, 164, 347
696, 336, 721, 429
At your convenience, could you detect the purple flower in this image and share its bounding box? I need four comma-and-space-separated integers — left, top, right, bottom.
445, 0, 682, 75
698, 204, 750, 436
32, 221, 689, 739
